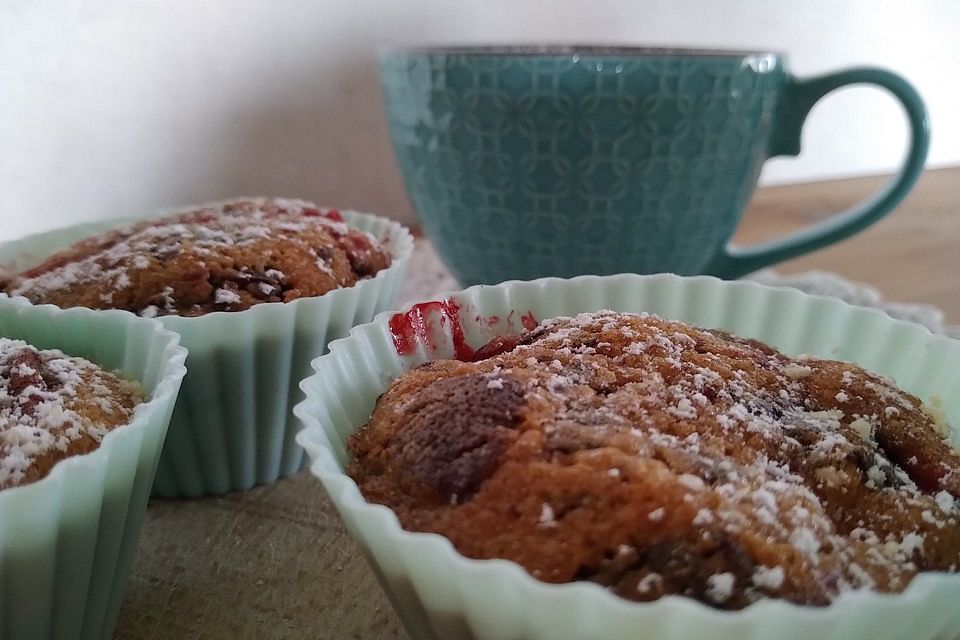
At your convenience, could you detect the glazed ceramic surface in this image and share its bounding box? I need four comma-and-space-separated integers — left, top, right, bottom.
381, 46, 929, 284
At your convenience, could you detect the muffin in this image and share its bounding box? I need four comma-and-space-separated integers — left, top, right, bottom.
349, 310, 960, 609
0, 295, 186, 640
0, 200, 412, 497
2, 197, 392, 316
0, 338, 143, 490
295, 274, 960, 640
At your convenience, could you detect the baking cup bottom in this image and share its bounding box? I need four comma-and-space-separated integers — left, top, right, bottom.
296, 273, 960, 640
0, 208, 413, 497
0, 298, 186, 639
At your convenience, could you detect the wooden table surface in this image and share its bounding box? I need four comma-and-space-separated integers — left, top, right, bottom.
114, 167, 960, 639
735, 167, 959, 324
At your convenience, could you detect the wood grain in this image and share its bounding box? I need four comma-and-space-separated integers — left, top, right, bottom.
116, 474, 403, 640
114, 167, 959, 639
735, 167, 960, 323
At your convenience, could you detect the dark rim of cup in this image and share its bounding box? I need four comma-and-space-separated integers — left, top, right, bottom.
381, 44, 783, 58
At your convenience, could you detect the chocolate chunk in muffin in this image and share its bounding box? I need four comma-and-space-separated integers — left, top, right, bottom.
349, 311, 960, 609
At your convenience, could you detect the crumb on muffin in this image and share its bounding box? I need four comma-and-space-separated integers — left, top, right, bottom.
0, 338, 143, 489
349, 310, 960, 609
2, 198, 392, 317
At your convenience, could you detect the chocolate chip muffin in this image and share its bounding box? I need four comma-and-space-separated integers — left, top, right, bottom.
2, 198, 392, 317
0, 338, 143, 489
349, 311, 960, 609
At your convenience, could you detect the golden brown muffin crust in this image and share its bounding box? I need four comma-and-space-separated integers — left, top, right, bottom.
0, 338, 143, 489
349, 311, 960, 609
3, 198, 391, 317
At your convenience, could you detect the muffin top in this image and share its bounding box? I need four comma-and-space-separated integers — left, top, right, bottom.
0, 338, 143, 490
2, 198, 392, 317
349, 310, 960, 609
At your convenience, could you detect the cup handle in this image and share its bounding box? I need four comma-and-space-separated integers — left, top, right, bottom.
706, 67, 930, 279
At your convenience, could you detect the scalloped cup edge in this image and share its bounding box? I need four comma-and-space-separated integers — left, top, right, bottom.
0, 208, 414, 325
0, 297, 188, 504
294, 273, 960, 636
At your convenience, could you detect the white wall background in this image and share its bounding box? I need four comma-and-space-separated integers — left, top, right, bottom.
1, 0, 958, 241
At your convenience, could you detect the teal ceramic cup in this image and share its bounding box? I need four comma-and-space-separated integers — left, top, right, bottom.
380, 46, 929, 284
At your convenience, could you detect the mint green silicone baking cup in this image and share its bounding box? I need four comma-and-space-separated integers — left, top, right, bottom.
0, 296, 187, 640
295, 274, 960, 640
0, 209, 413, 497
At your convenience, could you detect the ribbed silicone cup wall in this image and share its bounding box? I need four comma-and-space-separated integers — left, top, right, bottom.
0, 210, 413, 497
296, 274, 960, 640
0, 297, 187, 640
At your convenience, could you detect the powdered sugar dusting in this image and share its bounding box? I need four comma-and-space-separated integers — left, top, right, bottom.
538, 503, 557, 528
5, 198, 388, 317
706, 572, 736, 603
0, 339, 142, 489
446, 310, 960, 606
214, 288, 242, 305
752, 566, 785, 590
636, 572, 663, 594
